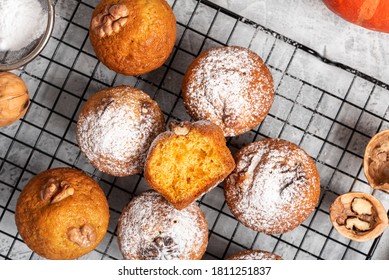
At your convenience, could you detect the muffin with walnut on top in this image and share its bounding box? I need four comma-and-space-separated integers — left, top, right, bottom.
15, 168, 109, 260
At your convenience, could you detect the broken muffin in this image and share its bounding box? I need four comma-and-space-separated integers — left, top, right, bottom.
329, 192, 388, 242
144, 120, 235, 210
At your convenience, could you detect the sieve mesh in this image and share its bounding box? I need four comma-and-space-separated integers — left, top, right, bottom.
0, 0, 52, 68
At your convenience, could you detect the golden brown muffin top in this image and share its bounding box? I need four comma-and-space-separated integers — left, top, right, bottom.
89, 0, 176, 76
15, 168, 109, 260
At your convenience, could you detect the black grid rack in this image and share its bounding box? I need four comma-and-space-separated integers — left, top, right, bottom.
1, 0, 389, 260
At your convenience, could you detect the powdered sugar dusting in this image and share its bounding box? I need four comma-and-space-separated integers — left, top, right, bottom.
225, 139, 320, 234
184, 46, 273, 136
118, 191, 208, 260
77, 87, 164, 176
229, 250, 282, 260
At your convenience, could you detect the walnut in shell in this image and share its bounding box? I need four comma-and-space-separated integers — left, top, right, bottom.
0, 72, 30, 127
364, 130, 389, 190
330, 192, 388, 242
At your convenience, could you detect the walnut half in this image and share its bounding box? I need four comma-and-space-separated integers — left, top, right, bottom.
169, 121, 190, 136
364, 130, 389, 190
67, 224, 96, 248
90, 4, 129, 38
40, 178, 74, 204
330, 192, 388, 242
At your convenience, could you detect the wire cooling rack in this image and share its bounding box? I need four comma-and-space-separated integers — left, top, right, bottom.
1, 0, 389, 260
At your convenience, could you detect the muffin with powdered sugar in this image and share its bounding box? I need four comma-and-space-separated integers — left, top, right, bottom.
117, 191, 208, 260
76, 86, 165, 177
182, 46, 274, 137
225, 138, 320, 234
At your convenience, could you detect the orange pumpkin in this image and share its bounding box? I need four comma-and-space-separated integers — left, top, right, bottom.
323, 0, 389, 33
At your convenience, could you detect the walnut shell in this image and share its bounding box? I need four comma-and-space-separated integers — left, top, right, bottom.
364, 130, 389, 190
0, 72, 30, 128
330, 192, 388, 242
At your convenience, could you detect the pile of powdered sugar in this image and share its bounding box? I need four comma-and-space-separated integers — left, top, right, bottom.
117, 191, 207, 260
0, 0, 46, 51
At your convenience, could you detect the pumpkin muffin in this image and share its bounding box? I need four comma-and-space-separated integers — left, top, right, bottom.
182, 46, 274, 137
118, 191, 208, 260
225, 138, 320, 234
76, 86, 165, 177
89, 0, 176, 76
15, 168, 109, 260
144, 120, 235, 210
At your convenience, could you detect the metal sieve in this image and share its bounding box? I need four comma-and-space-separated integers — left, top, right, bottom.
0, 0, 55, 71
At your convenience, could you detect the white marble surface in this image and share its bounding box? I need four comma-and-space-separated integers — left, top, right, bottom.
209, 0, 389, 84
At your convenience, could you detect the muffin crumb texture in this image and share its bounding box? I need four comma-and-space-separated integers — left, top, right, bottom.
145, 121, 235, 209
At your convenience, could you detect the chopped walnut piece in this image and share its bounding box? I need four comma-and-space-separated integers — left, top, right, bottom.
40, 178, 74, 204
68, 224, 97, 248
141, 244, 160, 260
170, 121, 190, 136
140, 235, 179, 260
51, 187, 75, 203
40, 179, 58, 201
351, 197, 372, 215
345, 217, 371, 232
330, 192, 388, 242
